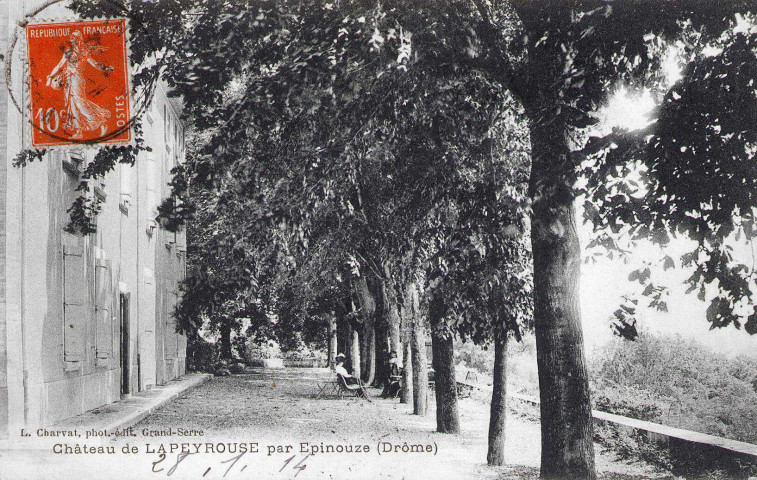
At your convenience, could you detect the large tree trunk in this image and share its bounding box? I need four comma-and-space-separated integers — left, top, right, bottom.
530, 121, 596, 479
219, 321, 233, 359
327, 313, 338, 368
487, 334, 508, 466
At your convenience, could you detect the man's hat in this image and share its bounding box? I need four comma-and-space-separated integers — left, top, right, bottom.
335, 353, 346, 361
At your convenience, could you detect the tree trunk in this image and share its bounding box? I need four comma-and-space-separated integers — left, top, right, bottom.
390, 318, 401, 359
328, 313, 337, 368
411, 317, 428, 416
401, 337, 413, 404
363, 323, 376, 385
219, 321, 233, 359
336, 303, 348, 361
374, 273, 397, 387
327, 323, 333, 368
374, 316, 390, 387
487, 334, 508, 466
360, 322, 368, 379
382, 263, 403, 360
344, 319, 353, 371
376, 264, 402, 385
399, 290, 413, 405
402, 282, 426, 418
530, 121, 596, 479
350, 324, 361, 379
336, 321, 346, 359
430, 327, 460, 433
356, 277, 376, 384
429, 295, 460, 434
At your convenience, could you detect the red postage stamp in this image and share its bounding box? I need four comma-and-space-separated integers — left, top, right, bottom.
26, 18, 132, 148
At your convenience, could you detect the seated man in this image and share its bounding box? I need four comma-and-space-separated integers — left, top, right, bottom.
380, 354, 402, 398
334, 353, 371, 401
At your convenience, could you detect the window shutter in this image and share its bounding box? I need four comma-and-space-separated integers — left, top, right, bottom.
144, 269, 154, 333
95, 259, 112, 361
63, 242, 86, 362
165, 291, 178, 358
146, 159, 156, 213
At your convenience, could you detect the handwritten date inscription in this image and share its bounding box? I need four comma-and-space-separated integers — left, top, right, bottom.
151, 451, 310, 478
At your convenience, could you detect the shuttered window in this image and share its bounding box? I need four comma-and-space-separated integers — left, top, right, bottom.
146, 158, 157, 214
95, 259, 113, 364
63, 241, 86, 363
164, 291, 178, 359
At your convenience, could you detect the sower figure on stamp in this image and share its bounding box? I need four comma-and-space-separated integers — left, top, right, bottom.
46, 31, 113, 139
334, 353, 371, 401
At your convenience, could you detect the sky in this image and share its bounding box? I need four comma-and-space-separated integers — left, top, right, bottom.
578, 236, 757, 358
579, 73, 757, 359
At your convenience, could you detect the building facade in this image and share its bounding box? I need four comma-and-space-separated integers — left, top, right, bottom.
0, 1, 187, 439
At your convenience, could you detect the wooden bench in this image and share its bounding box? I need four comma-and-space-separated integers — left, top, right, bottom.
456, 381, 474, 399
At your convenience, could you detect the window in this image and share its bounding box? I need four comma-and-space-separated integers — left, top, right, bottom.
61, 152, 81, 226
63, 238, 86, 364
163, 104, 171, 149
62, 151, 83, 178
119, 163, 132, 213
120, 293, 131, 394
164, 290, 178, 359
174, 121, 179, 155
95, 259, 113, 366
145, 158, 158, 237
146, 100, 155, 125
146, 157, 157, 212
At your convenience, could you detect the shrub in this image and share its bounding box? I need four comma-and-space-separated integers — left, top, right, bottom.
229, 362, 245, 374
187, 333, 217, 373
592, 381, 665, 422
592, 420, 673, 470
591, 332, 757, 444
232, 334, 248, 362
454, 340, 493, 375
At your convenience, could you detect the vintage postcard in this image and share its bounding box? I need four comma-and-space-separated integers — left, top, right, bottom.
1, 1, 757, 480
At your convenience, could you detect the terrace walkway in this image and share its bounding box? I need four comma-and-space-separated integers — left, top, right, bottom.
0, 368, 671, 480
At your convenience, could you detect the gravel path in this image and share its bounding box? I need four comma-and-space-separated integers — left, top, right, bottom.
115, 368, 671, 479
1, 368, 673, 480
